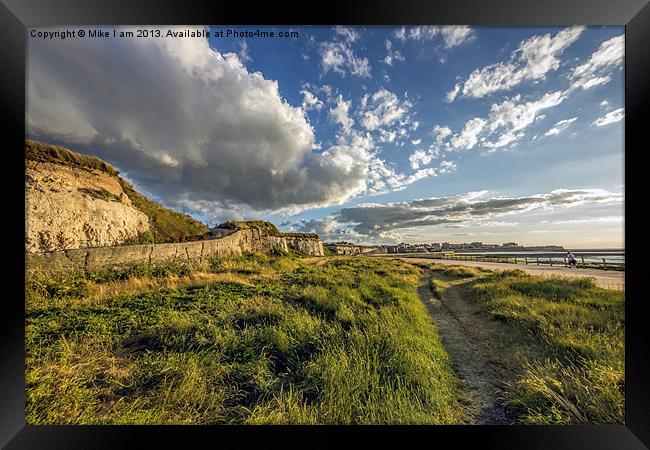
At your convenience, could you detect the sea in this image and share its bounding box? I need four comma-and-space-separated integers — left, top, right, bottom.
454, 248, 625, 264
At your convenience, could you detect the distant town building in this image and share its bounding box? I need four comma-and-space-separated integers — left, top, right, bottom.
339, 240, 565, 255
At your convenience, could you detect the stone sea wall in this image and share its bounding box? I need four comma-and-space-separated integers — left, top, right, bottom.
26, 229, 324, 273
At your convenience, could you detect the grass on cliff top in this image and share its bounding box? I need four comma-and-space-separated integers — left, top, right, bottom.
430, 264, 624, 424
217, 220, 281, 236
217, 221, 319, 239
26, 139, 120, 177
280, 232, 320, 239
25, 256, 462, 424
118, 179, 208, 244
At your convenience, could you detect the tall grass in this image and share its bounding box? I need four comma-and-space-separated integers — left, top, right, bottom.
26, 256, 462, 424
26, 139, 119, 176
431, 265, 486, 279
118, 179, 209, 243
468, 271, 624, 424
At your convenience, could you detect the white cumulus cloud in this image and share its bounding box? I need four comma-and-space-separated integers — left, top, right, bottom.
329, 96, 355, 133
358, 88, 413, 131
592, 108, 624, 127
383, 39, 405, 66
320, 28, 371, 78
26, 26, 387, 215
488, 91, 567, 133
544, 117, 578, 137
432, 125, 453, 144
300, 89, 323, 111
397, 26, 475, 48
448, 27, 584, 100
409, 148, 435, 169
570, 35, 624, 91
450, 118, 487, 150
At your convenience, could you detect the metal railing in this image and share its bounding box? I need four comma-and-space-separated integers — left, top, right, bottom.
387, 252, 625, 271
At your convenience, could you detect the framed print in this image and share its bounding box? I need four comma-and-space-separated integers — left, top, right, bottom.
1, 0, 648, 448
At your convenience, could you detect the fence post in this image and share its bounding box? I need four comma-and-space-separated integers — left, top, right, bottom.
524, 257, 527, 265
602, 258, 607, 269
549, 257, 553, 267
514, 257, 517, 264
581, 256, 585, 268
536, 257, 540, 265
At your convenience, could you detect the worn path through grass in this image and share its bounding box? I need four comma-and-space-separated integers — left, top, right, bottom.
418, 270, 521, 424
417, 263, 624, 425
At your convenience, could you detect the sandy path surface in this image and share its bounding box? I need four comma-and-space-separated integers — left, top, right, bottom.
419, 271, 518, 424
383, 256, 624, 291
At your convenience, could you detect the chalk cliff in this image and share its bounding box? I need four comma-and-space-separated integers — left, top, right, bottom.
25, 140, 325, 262
25, 141, 151, 252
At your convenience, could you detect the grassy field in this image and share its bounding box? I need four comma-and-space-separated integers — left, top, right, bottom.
432, 265, 624, 424
25, 256, 462, 424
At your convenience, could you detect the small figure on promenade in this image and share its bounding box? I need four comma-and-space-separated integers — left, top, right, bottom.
566, 251, 578, 268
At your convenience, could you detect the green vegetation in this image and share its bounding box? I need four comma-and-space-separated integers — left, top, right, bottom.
77, 187, 122, 203
214, 222, 318, 239
121, 231, 156, 246
217, 220, 281, 236
281, 232, 320, 239
26, 256, 462, 424
431, 265, 486, 279
458, 268, 624, 424
26, 139, 119, 176
118, 179, 208, 243
429, 278, 445, 298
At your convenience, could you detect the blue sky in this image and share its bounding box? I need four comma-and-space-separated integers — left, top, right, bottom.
26, 25, 624, 247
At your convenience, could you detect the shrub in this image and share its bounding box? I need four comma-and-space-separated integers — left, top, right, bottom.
26, 269, 88, 301
217, 220, 280, 236
119, 179, 208, 243
77, 187, 122, 203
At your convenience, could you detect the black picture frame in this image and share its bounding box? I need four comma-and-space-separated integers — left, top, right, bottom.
1, 0, 647, 448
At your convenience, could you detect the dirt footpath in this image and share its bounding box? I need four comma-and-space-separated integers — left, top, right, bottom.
418, 272, 518, 424
394, 257, 624, 291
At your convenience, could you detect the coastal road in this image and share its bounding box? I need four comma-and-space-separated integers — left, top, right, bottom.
379, 256, 625, 291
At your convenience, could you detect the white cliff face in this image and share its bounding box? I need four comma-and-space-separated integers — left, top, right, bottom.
285, 237, 325, 256
25, 160, 150, 253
